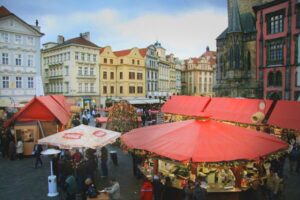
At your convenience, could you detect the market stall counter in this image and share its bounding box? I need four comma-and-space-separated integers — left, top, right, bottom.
87, 192, 109, 200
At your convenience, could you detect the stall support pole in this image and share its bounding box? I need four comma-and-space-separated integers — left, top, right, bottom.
153, 159, 158, 175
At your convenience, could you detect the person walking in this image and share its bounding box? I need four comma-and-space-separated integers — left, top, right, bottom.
16, 138, 24, 159
105, 177, 121, 200
33, 143, 43, 168
140, 178, 153, 200
8, 139, 16, 160
101, 146, 108, 177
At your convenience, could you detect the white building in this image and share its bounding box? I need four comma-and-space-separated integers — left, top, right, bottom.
0, 6, 44, 105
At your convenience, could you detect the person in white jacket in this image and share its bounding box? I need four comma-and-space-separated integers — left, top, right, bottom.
16, 139, 23, 159
105, 177, 120, 200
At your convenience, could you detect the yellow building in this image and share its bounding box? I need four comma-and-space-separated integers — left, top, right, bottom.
182, 47, 216, 96
99, 46, 146, 105
41, 32, 101, 109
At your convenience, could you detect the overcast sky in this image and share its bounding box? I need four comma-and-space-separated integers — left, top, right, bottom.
2, 0, 228, 59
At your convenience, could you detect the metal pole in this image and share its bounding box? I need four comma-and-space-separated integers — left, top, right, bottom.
50, 159, 53, 176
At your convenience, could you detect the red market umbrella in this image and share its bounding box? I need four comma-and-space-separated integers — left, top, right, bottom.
121, 119, 288, 162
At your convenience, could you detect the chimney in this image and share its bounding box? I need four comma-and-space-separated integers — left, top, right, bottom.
57, 35, 64, 44
80, 32, 90, 41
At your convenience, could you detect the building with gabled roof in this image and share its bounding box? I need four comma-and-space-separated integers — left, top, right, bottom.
0, 6, 44, 106
41, 32, 101, 109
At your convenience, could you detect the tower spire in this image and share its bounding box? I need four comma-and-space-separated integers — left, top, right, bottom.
228, 0, 242, 33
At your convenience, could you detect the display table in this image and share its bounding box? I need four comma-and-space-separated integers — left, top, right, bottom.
87, 193, 109, 200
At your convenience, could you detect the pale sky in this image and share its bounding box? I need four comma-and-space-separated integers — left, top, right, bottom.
2, 0, 228, 59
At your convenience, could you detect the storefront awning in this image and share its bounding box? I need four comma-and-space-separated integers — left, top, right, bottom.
268, 100, 300, 131
204, 98, 273, 124
161, 96, 211, 117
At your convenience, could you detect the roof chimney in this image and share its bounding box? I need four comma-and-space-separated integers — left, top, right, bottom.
80, 32, 90, 41
57, 35, 64, 44
206, 46, 210, 52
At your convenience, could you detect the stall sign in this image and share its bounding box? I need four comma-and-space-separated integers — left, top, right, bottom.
63, 132, 83, 139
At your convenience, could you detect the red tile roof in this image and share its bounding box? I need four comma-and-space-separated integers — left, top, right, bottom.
114, 49, 132, 57
0, 6, 11, 18
63, 37, 99, 48
139, 48, 148, 57
201, 50, 216, 58
100, 48, 105, 54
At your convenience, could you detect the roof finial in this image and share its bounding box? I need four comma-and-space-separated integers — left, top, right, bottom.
35, 19, 39, 26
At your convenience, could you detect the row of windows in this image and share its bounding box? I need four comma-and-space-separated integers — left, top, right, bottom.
102, 71, 143, 80
44, 52, 71, 64
267, 41, 283, 65
2, 76, 34, 89
75, 52, 97, 62
102, 86, 143, 94
78, 67, 94, 76
0, 32, 35, 46
147, 83, 158, 91
147, 71, 158, 80
78, 83, 95, 93
46, 66, 69, 77
46, 82, 69, 93
267, 11, 284, 35
103, 58, 141, 65
1, 52, 34, 67
267, 71, 282, 87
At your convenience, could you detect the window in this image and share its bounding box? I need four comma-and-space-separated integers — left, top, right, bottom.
110, 59, 113, 64
129, 86, 135, 94
15, 54, 21, 66
27, 36, 34, 45
78, 83, 82, 92
63, 53, 66, 61
67, 52, 70, 60
267, 72, 274, 86
2, 53, 8, 64
137, 73, 143, 80
16, 77, 22, 88
267, 10, 284, 34
28, 55, 33, 67
84, 83, 88, 92
64, 66, 69, 76
129, 72, 135, 79
137, 86, 143, 93
110, 86, 114, 94
120, 59, 123, 64
267, 40, 283, 65
1, 32, 9, 42
93, 54, 96, 62
90, 83, 94, 92
275, 71, 282, 86
84, 67, 88, 75
103, 86, 107, 94
2, 76, 9, 88
110, 72, 114, 79
132, 59, 135, 64
137, 60, 140, 65
120, 86, 123, 94
90, 68, 94, 76
119, 72, 123, 79
27, 77, 33, 88
103, 71, 107, 79
297, 66, 300, 87
75, 52, 79, 60
104, 58, 107, 63
15, 35, 21, 44
297, 6, 300, 28
81, 53, 85, 61
78, 67, 82, 75
65, 82, 69, 93
87, 54, 91, 61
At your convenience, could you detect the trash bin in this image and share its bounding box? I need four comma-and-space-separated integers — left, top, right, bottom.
110, 150, 118, 166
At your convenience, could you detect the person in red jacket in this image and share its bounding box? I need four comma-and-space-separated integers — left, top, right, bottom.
140, 178, 153, 200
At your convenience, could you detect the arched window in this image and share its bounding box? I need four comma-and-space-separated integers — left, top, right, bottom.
275, 71, 282, 86
247, 51, 251, 70
268, 72, 274, 87
235, 45, 240, 69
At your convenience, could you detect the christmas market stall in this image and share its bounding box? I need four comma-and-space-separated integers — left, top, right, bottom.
4, 95, 71, 155
121, 118, 288, 200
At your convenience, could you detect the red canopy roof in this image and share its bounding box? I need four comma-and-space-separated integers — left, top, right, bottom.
161, 96, 210, 116
5, 95, 71, 127
121, 119, 287, 162
204, 98, 273, 124
268, 100, 300, 130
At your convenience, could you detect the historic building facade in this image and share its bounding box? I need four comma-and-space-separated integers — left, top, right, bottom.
254, 0, 300, 100
182, 47, 216, 96
139, 45, 159, 99
175, 57, 183, 95
166, 53, 177, 95
99, 46, 146, 105
0, 6, 44, 105
215, 0, 272, 98
41, 32, 101, 108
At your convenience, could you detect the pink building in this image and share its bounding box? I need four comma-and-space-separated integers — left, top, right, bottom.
254, 0, 300, 100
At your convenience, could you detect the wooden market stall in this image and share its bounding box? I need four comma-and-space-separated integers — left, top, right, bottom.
4, 95, 71, 155
121, 119, 288, 200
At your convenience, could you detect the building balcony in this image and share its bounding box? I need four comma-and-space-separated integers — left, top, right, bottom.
76, 74, 97, 79
48, 75, 64, 80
